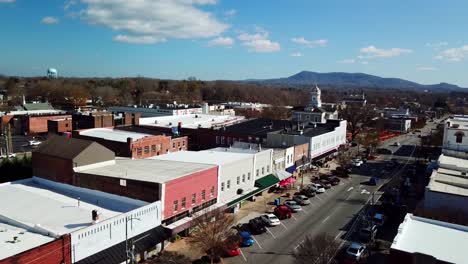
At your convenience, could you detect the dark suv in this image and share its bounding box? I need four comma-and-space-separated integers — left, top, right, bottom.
248, 218, 267, 235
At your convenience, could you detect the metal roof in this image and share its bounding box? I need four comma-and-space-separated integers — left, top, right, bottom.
79, 128, 154, 143
79, 158, 216, 183
391, 214, 468, 264
151, 150, 252, 166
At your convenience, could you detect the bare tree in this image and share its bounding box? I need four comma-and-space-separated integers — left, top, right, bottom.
145, 251, 191, 264
292, 233, 340, 264
189, 208, 239, 263
339, 105, 375, 141
336, 145, 352, 168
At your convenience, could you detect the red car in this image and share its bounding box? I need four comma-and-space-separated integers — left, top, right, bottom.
224, 243, 240, 257
274, 205, 292, 220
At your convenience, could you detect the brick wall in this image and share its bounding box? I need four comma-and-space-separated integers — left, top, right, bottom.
27, 115, 71, 134
0, 235, 71, 264
170, 136, 189, 152
294, 143, 309, 162
75, 173, 161, 202
130, 135, 172, 159
32, 152, 74, 185
47, 119, 72, 134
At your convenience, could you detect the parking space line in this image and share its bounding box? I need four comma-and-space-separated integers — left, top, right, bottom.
316, 195, 322, 201
252, 235, 263, 249
281, 222, 288, 230
322, 215, 330, 223
334, 231, 344, 241
265, 227, 277, 239
301, 207, 308, 213
292, 215, 298, 221
239, 248, 247, 262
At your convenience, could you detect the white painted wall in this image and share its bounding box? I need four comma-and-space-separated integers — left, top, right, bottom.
218, 158, 255, 203
285, 146, 294, 168
310, 120, 347, 158
70, 201, 162, 263
443, 122, 468, 153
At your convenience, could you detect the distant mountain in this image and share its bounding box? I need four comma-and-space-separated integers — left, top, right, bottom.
244, 71, 466, 91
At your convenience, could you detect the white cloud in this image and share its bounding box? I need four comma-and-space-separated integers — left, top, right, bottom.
290, 52, 303, 57
359, 45, 412, 58
0, 0, 15, 3
113, 35, 165, 44
238, 28, 280, 53
360, 61, 369, 65
41, 16, 60, 24
425, 42, 448, 50
417, 66, 437, 71
225, 9, 236, 18
64, 0, 77, 10
436, 45, 468, 62
207, 36, 234, 47
338, 59, 355, 64
79, 0, 228, 44
291, 37, 328, 48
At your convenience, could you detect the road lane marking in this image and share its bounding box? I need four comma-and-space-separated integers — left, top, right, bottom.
239, 248, 247, 262
252, 235, 263, 249
294, 240, 305, 250
347, 187, 354, 192
265, 227, 277, 239
322, 216, 330, 223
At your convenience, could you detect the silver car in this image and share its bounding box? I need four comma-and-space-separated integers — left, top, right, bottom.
293, 195, 311, 205
284, 200, 302, 212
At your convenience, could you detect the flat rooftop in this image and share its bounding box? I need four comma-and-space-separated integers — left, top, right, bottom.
151, 150, 252, 166
391, 214, 468, 264
0, 222, 55, 260
447, 115, 468, 129
427, 154, 468, 197
79, 158, 216, 183
140, 114, 245, 129
79, 127, 153, 143
210, 147, 272, 155
0, 178, 144, 237
0, 109, 66, 117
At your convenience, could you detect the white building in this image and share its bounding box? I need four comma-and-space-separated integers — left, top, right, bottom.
139, 113, 246, 129
292, 85, 339, 123
423, 154, 468, 216
384, 118, 412, 133
442, 115, 468, 158
267, 120, 347, 160
391, 214, 468, 264
109, 105, 202, 118
0, 177, 162, 263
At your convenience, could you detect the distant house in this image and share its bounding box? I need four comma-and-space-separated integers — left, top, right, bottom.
292, 85, 338, 123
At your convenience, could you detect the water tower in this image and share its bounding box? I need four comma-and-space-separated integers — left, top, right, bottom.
47, 68, 58, 79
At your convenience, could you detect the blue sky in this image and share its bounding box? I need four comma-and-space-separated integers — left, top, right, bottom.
1, 0, 468, 86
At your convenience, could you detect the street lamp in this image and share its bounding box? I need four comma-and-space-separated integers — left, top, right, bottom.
125, 216, 141, 264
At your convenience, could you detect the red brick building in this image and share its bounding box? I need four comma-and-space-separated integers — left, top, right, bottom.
0, 235, 71, 264
71, 112, 115, 130
27, 115, 72, 134
75, 159, 218, 227
73, 126, 188, 159
32, 136, 115, 185
47, 118, 72, 134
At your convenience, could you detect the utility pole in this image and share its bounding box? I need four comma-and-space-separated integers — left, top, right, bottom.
125, 216, 141, 264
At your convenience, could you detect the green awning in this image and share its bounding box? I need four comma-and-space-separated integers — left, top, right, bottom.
227, 174, 279, 207
255, 174, 280, 188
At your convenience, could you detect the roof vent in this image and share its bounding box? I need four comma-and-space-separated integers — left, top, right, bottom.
11, 236, 20, 243
462, 172, 466, 176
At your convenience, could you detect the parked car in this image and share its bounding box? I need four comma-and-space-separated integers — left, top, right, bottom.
224, 243, 241, 257
377, 148, 393, 155
239, 231, 254, 247
311, 165, 319, 171
312, 183, 326, 193
352, 159, 363, 167
300, 187, 316, 197
346, 242, 366, 260
0, 153, 16, 159
284, 200, 302, 212
248, 218, 267, 234
319, 179, 332, 189
327, 176, 340, 185
373, 213, 386, 226
260, 213, 280, 226
359, 225, 378, 242
293, 194, 311, 205
391, 142, 401, 146
274, 205, 292, 219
